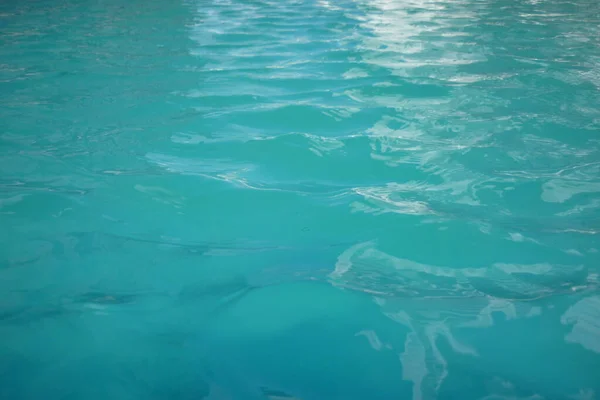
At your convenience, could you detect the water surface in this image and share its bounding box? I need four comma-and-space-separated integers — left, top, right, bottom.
1, 0, 600, 399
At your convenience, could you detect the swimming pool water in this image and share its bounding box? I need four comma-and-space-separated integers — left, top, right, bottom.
1, 0, 600, 398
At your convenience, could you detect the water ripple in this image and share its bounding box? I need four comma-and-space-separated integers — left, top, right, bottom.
2, 0, 600, 398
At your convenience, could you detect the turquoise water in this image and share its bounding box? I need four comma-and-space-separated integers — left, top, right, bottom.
1, 0, 600, 398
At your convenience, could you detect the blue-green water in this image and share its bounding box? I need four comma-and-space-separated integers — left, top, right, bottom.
1, 0, 600, 398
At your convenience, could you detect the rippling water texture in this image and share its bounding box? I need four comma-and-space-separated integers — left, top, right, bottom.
2, 0, 600, 398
